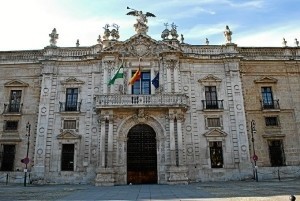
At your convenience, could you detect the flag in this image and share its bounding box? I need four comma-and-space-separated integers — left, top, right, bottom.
128, 67, 141, 85
108, 64, 124, 85
151, 72, 159, 89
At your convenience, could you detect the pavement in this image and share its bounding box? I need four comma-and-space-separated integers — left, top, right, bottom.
0, 178, 299, 201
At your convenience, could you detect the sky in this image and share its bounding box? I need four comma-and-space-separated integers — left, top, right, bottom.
0, 0, 299, 51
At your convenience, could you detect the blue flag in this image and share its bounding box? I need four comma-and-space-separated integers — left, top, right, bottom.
151, 72, 159, 89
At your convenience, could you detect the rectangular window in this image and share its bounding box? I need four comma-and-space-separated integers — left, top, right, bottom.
65, 88, 78, 111
61, 144, 74, 171
63, 120, 76, 129
0, 145, 15, 171
205, 86, 218, 109
207, 118, 221, 127
5, 121, 18, 131
209, 141, 224, 168
132, 71, 151, 95
268, 140, 285, 166
261, 87, 274, 109
265, 116, 279, 126
9, 90, 22, 112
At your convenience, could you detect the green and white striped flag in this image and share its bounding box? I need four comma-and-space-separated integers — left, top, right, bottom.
108, 64, 124, 85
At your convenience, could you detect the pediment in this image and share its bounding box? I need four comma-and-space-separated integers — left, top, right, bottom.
102, 34, 182, 57
254, 76, 278, 84
198, 74, 222, 84
203, 128, 228, 137
57, 130, 81, 140
4, 80, 29, 87
61, 77, 85, 85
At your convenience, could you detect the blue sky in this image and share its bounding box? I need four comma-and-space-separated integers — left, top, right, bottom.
0, 0, 299, 50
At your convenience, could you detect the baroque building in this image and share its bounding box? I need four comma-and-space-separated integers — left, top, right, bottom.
0, 14, 299, 185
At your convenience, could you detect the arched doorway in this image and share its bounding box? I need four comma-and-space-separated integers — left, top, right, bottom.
127, 124, 157, 184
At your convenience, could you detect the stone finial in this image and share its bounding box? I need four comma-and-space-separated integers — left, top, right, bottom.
224, 25, 232, 44
170, 23, 178, 39
295, 38, 299, 47
282, 38, 287, 47
180, 34, 184, 44
97, 35, 102, 44
76, 39, 80, 47
161, 23, 170, 40
205, 38, 209, 45
49, 28, 59, 47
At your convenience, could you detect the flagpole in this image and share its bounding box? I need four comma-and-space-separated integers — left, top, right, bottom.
139, 57, 142, 94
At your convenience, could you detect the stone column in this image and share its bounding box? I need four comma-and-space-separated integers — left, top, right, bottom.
100, 116, 106, 167
166, 67, 172, 93
176, 113, 184, 165
169, 112, 176, 165
174, 62, 179, 92
107, 116, 113, 167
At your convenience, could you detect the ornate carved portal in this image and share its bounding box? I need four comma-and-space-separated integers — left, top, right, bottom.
127, 124, 157, 184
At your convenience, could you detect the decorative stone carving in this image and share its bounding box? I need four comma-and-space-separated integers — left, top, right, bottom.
161, 23, 170, 40
49, 28, 59, 47
295, 38, 299, 47
224, 25, 232, 44
110, 24, 120, 40
170, 23, 178, 40
206, 38, 209, 45
103, 24, 111, 40
76, 39, 80, 47
282, 38, 287, 47
126, 7, 156, 34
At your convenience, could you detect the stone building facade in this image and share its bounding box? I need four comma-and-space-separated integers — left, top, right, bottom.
0, 19, 299, 185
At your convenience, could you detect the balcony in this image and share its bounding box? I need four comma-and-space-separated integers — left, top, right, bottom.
202, 100, 224, 110
261, 99, 280, 110
3, 103, 23, 115
94, 94, 189, 109
59, 101, 81, 112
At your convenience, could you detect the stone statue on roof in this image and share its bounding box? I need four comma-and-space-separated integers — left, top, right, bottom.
224, 25, 232, 44
49, 28, 59, 47
126, 7, 156, 34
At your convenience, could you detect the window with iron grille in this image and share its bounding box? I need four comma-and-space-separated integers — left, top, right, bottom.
265, 116, 279, 126
209, 141, 223, 168
207, 118, 221, 128
61, 144, 74, 171
268, 140, 285, 166
0, 145, 15, 171
63, 120, 76, 129
4, 121, 18, 131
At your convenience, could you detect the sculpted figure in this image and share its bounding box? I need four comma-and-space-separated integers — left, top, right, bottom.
126, 7, 156, 34
49, 28, 59, 47
224, 25, 232, 44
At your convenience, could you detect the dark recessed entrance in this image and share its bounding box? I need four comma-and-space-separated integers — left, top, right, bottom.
127, 124, 157, 184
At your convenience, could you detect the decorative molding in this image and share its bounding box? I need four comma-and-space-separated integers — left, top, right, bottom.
203, 128, 228, 138
254, 76, 278, 84
4, 80, 29, 87
198, 74, 222, 84
57, 130, 81, 140
61, 77, 85, 85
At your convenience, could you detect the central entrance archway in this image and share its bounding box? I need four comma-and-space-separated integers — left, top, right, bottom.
127, 124, 157, 184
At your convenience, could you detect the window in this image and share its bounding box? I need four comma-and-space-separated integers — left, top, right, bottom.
4, 121, 18, 131
9, 90, 22, 112
63, 120, 76, 129
65, 88, 78, 111
0, 145, 15, 171
209, 141, 223, 168
261, 87, 274, 109
61, 144, 74, 171
204, 86, 218, 109
268, 140, 285, 167
132, 71, 151, 95
207, 118, 221, 128
265, 116, 279, 126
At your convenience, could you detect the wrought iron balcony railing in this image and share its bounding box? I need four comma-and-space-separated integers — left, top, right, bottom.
59, 101, 81, 112
94, 94, 189, 109
3, 103, 23, 114
202, 100, 224, 110
261, 99, 280, 110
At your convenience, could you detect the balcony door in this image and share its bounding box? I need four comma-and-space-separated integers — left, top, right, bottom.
261, 87, 274, 109
132, 71, 151, 95
127, 124, 157, 184
65, 88, 78, 111
205, 86, 218, 109
9, 90, 22, 112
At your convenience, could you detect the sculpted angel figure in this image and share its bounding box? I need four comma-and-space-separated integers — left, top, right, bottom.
126, 7, 156, 26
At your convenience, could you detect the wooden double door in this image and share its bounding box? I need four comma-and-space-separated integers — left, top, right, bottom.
127, 124, 157, 184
